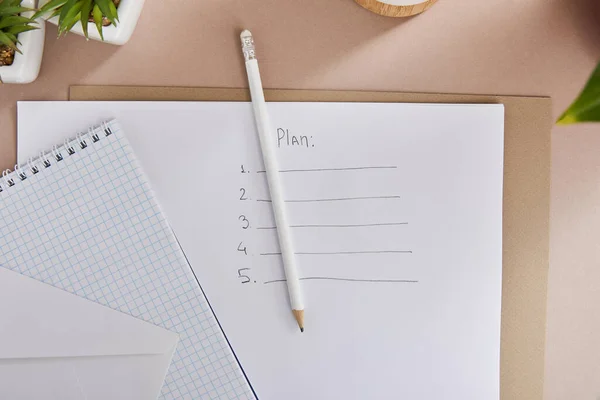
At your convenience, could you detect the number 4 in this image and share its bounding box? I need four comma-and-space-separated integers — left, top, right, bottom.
238, 242, 248, 255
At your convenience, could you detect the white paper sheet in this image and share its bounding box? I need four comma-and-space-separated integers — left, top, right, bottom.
18, 101, 504, 400
0, 266, 178, 399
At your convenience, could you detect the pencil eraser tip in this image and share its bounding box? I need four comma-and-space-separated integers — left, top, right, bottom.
240, 29, 252, 39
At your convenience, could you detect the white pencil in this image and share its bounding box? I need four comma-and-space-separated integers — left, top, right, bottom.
240, 29, 305, 332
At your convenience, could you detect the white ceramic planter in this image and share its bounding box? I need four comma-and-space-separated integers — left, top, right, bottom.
0, 0, 45, 84
40, 0, 145, 45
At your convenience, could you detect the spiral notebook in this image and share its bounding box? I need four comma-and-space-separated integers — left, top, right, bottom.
0, 120, 254, 400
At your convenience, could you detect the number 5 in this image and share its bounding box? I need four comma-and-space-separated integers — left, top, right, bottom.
238, 268, 251, 284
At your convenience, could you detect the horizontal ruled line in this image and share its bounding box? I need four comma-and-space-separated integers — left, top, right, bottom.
264, 277, 419, 284
260, 250, 413, 256
256, 196, 401, 203
256, 166, 397, 173
256, 222, 408, 230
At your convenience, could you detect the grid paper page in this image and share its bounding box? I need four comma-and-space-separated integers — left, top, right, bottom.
0, 121, 254, 400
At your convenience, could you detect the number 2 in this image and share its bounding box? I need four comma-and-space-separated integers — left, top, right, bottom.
240, 188, 248, 200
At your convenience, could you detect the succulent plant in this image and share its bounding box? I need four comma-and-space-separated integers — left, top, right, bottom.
34, 0, 119, 40
0, 0, 38, 58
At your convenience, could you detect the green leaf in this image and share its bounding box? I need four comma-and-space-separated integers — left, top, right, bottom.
0, 16, 33, 29
58, 0, 78, 25
79, 0, 92, 38
1, 0, 20, 9
63, 8, 82, 33
49, 7, 62, 19
58, 0, 82, 36
6, 0, 23, 7
0, 30, 19, 53
61, 15, 80, 35
95, 0, 114, 25
32, 0, 68, 19
92, 4, 103, 40
6, 24, 38, 35
5, 32, 19, 45
108, 0, 118, 24
557, 61, 600, 125
0, 7, 33, 17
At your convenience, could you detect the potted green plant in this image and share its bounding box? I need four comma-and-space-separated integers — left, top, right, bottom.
35, 0, 145, 45
558, 61, 600, 125
0, 0, 44, 84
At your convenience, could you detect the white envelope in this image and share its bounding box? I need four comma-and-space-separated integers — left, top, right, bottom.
0, 267, 179, 400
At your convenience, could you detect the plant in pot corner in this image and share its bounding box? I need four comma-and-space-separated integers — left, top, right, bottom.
35, 0, 145, 45
0, 0, 45, 84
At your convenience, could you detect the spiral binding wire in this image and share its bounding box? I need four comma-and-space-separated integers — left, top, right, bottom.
0, 122, 114, 194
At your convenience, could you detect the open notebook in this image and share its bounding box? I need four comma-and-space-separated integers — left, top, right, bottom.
0, 121, 253, 400
18, 101, 505, 399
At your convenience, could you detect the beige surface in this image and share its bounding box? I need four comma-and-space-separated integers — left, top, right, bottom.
70, 85, 552, 400
1, 1, 599, 399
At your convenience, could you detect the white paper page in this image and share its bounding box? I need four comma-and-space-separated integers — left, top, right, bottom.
1, 356, 176, 400
0, 266, 178, 399
0, 266, 178, 359
18, 101, 504, 400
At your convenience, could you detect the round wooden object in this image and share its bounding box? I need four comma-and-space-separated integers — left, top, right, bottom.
355, 0, 438, 17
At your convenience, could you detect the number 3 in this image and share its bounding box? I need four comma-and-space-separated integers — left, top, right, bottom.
239, 215, 250, 229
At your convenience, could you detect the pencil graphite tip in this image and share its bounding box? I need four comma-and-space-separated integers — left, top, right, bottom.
293, 309, 305, 333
